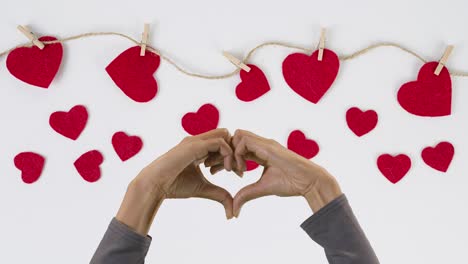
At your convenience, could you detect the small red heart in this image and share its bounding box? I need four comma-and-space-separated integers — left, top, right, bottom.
14, 152, 45, 184
287, 130, 319, 159
236, 64, 270, 102
49, 105, 88, 140
282, 49, 339, 104
421, 141, 454, 172
182, 104, 219, 135
74, 150, 104, 183
245, 160, 259, 171
112, 131, 143, 161
397, 62, 451, 117
106, 46, 160, 103
377, 154, 411, 184
7, 36, 63, 88
346, 107, 378, 137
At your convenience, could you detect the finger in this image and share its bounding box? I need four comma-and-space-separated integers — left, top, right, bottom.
202, 138, 234, 171
232, 130, 271, 164
233, 177, 272, 217
204, 153, 224, 167
210, 164, 225, 175
181, 138, 233, 173
206, 157, 242, 177
194, 128, 231, 142
243, 152, 267, 167
231, 129, 264, 146
234, 137, 248, 173
197, 183, 234, 219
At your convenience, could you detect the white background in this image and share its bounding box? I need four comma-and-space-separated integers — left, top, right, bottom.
1, 0, 467, 263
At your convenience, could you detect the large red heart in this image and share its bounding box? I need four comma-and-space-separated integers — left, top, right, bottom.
74, 150, 104, 183
421, 141, 454, 172
112, 131, 143, 161
282, 49, 339, 104
106, 46, 160, 103
236, 64, 270, 102
49, 105, 88, 140
377, 154, 411, 184
6, 36, 63, 88
14, 152, 45, 184
182, 104, 219, 135
287, 130, 319, 159
346, 107, 378, 137
397, 61, 452, 117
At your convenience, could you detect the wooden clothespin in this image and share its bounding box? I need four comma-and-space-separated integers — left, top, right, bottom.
140, 23, 150, 56
222, 51, 251, 72
434, 45, 454, 75
17, 25, 45, 50
317, 28, 326, 61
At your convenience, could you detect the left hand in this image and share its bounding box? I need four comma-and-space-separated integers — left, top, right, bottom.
116, 128, 236, 235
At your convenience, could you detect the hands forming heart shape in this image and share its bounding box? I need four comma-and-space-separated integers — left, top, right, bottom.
119, 128, 343, 234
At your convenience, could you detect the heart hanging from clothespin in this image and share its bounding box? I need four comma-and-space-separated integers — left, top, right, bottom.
6, 25, 63, 88
282, 27, 340, 104
223, 52, 271, 102
397, 45, 453, 117
140, 23, 150, 56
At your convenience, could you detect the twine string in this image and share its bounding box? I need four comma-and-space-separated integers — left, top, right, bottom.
1, 31, 467, 78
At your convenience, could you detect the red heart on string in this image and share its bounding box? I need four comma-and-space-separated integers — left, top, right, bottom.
282, 49, 339, 104
49, 105, 88, 140
236, 64, 270, 102
377, 154, 411, 184
14, 152, 45, 184
397, 62, 452, 117
112, 131, 143, 161
287, 130, 319, 159
106, 46, 160, 103
346, 107, 378, 137
245, 160, 259, 171
74, 150, 104, 183
182, 104, 219, 135
6, 36, 63, 88
421, 141, 454, 172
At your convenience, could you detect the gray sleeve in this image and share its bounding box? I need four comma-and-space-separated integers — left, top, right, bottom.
90, 217, 152, 264
300, 194, 379, 264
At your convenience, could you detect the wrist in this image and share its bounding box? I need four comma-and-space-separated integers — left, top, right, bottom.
302, 167, 342, 213
115, 176, 165, 236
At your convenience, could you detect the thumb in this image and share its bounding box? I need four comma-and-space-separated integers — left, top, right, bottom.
197, 183, 234, 219
233, 179, 271, 218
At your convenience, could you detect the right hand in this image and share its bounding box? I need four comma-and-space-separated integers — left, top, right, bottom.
228, 129, 342, 217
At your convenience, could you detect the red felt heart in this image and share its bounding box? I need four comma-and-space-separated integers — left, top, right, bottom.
236, 64, 270, 102
182, 104, 219, 135
245, 160, 259, 171
112, 131, 143, 161
421, 141, 454, 172
74, 150, 104, 183
6, 36, 63, 88
287, 130, 319, 159
106, 46, 160, 103
282, 49, 339, 104
397, 61, 452, 117
346, 107, 378, 137
14, 152, 45, 184
49, 105, 88, 140
377, 154, 411, 184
